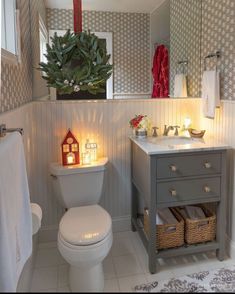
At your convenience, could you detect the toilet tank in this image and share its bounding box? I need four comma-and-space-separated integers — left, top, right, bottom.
50, 158, 108, 208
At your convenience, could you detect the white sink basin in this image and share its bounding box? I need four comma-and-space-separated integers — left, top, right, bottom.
148, 136, 194, 146
130, 135, 229, 155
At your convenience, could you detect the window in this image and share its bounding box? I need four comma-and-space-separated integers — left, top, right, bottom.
1, 0, 20, 63
39, 15, 48, 65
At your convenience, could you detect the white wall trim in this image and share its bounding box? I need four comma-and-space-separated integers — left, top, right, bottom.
1, 48, 19, 65
150, 0, 168, 14
113, 93, 151, 99
226, 234, 235, 259
39, 225, 59, 243
112, 215, 132, 232
221, 100, 235, 104
39, 216, 132, 243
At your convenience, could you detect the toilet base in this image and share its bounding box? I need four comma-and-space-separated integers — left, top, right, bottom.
69, 263, 104, 292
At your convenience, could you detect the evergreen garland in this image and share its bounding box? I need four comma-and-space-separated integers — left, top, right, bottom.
39, 30, 113, 95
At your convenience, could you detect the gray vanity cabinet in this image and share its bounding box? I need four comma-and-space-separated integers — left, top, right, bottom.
131, 141, 227, 274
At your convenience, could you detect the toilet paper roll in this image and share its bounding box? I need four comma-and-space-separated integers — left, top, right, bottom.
30, 203, 42, 235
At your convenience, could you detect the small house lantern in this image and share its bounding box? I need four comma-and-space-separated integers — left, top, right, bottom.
82, 151, 91, 165
61, 129, 80, 166
85, 139, 98, 162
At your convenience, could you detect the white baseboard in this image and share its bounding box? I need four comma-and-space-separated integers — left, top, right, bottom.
39, 225, 59, 243
112, 215, 132, 232
226, 234, 235, 259
39, 215, 132, 243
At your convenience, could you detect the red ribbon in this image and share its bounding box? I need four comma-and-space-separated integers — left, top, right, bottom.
73, 0, 82, 33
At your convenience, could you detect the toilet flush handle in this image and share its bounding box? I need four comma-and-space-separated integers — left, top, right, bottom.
50, 174, 57, 179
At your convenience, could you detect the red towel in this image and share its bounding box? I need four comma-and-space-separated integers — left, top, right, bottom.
152, 45, 169, 98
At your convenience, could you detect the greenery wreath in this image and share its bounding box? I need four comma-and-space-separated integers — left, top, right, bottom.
39, 30, 113, 95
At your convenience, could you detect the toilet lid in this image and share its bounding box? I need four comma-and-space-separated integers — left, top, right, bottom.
59, 205, 112, 246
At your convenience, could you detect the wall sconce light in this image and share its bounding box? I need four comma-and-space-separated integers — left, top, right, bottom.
61, 129, 80, 166
85, 139, 98, 162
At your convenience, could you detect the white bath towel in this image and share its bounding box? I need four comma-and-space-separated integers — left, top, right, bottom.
185, 206, 206, 220
179, 206, 207, 226
202, 70, 220, 119
156, 213, 164, 225
174, 74, 188, 98
158, 208, 178, 224
0, 133, 32, 292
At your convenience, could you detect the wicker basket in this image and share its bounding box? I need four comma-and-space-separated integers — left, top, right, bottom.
175, 205, 216, 245
144, 208, 184, 250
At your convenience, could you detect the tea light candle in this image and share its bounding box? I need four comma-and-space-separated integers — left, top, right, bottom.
82, 151, 91, 165
66, 152, 75, 165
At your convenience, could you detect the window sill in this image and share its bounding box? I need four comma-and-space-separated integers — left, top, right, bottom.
1, 48, 20, 65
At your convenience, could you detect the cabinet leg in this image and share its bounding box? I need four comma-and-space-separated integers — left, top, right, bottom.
131, 220, 137, 232
216, 151, 227, 262
216, 248, 225, 261
148, 257, 157, 274
131, 183, 138, 232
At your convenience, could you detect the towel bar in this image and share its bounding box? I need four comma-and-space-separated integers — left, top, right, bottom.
204, 51, 221, 70
177, 60, 188, 74
0, 124, 24, 137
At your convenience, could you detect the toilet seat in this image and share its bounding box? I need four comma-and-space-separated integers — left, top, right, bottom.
58, 229, 113, 251
59, 205, 112, 246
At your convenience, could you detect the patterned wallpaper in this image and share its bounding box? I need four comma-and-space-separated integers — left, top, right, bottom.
46, 9, 151, 95
0, 0, 47, 114
170, 0, 202, 97
202, 0, 235, 101
1, 0, 32, 114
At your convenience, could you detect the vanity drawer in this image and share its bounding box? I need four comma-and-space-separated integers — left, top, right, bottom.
157, 177, 221, 204
156, 153, 221, 179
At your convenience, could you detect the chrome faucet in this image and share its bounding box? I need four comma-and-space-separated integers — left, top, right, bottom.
163, 125, 174, 136
163, 125, 181, 136
173, 126, 181, 136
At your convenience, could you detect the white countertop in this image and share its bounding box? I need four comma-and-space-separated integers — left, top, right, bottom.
130, 135, 230, 155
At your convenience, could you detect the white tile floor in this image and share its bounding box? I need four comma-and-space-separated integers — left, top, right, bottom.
31, 231, 235, 292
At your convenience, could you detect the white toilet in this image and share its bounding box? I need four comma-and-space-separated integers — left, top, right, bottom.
50, 158, 112, 292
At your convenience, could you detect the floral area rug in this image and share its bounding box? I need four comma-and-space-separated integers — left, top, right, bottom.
134, 265, 235, 292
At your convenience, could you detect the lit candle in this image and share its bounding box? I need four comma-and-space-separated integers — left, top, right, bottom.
184, 117, 192, 129
82, 151, 91, 165
67, 152, 75, 165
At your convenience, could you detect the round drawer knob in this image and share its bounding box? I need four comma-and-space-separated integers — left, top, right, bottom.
169, 189, 177, 197
169, 165, 177, 172
204, 162, 212, 169
204, 186, 211, 193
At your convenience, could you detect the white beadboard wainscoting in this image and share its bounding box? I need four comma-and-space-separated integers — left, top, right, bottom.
31, 98, 201, 230
200, 100, 235, 258
4, 98, 235, 249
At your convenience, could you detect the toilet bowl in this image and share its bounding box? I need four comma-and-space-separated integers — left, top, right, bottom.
50, 159, 112, 292
58, 205, 112, 292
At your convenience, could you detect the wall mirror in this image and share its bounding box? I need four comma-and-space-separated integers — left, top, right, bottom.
30, 0, 202, 101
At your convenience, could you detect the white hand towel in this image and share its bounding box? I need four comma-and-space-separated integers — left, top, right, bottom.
158, 208, 178, 224
202, 70, 220, 119
0, 133, 32, 292
174, 74, 188, 98
185, 206, 206, 220
156, 213, 164, 225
